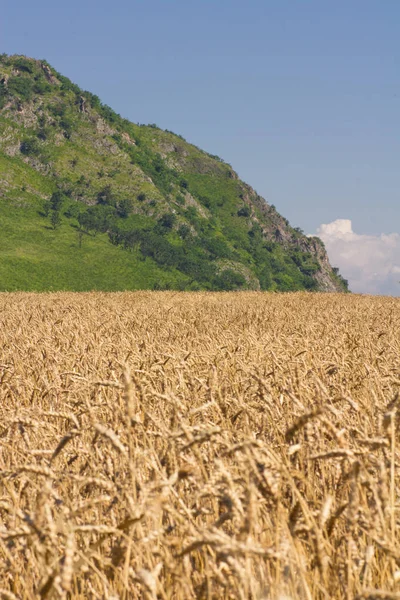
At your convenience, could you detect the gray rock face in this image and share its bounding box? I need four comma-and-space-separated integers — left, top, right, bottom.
41, 63, 58, 84
233, 181, 345, 292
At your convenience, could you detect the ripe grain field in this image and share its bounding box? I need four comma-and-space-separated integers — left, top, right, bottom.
0, 292, 400, 600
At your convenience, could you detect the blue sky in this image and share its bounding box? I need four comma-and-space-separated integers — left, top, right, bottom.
2, 0, 400, 293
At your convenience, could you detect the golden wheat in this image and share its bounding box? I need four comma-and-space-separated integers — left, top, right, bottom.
0, 291, 399, 599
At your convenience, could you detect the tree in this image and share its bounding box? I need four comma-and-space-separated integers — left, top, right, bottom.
42, 201, 51, 217
78, 205, 116, 235
13, 57, 34, 73
117, 198, 134, 218
237, 205, 251, 217
33, 80, 51, 95
214, 269, 246, 291
0, 81, 7, 109
60, 116, 74, 138
44, 191, 66, 229
8, 76, 33, 102
20, 138, 40, 156
158, 213, 176, 230
178, 224, 191, 239
64, 204, 82, 220
201, 236, 233, 259
50, 191, 65, 212
78, 211, 93, 234
293, 226, 304, 235
258, 266, 272, 290
77, 230, 84, 248
153, 154, 164, 174
96, 185, 115, 206
50, 210, 61, 230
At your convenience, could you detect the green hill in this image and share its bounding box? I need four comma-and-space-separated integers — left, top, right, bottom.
0, 54, 348, 292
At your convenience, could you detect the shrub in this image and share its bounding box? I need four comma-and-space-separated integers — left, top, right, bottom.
37, 128, 49, 141
199, 195, 214, 209
64, 204, 83, 219
237, 205, 251, 217
293, 226, 305, 235
185, 206, 198, 223
42, 200, 51, 217
96, 185, 116, 207
33, 80, 51, 95
60, 116, 74, 138
57, 75, 81, 95
49, 191, 66, 212
201, 236, 233, 260
273, 273, 296, 291
153, 154, 164, 174
8, 76, 33, 102
178, 224, 191, 239
20, 138, 40, 156
117, 198, 134, 219
48, 102, 66, 118
83, 91, 101, 109
13, 57, 34, 73
158, 213, 176, 230
258, 266, 273, 290
50, 210, 62, 229
214, 269, 246, 291
99, 104, 121, 125
78, 205, 116, 235
0, 81, 7, 109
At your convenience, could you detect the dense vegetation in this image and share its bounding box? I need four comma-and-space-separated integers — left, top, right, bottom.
0, 54, 348, 292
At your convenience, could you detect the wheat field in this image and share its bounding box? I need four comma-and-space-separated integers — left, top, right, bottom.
0, 292, 400, 600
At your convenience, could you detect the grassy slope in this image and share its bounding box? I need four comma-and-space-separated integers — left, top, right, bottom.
0, 157, 188, 291
0, 203, 189, 291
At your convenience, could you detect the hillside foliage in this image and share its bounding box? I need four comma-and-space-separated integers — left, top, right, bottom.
0, 54, 348, 292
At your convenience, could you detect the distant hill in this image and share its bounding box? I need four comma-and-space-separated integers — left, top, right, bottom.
0, 54, 348, 292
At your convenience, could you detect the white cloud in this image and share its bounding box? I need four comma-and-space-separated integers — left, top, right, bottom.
316, 219, 400, 296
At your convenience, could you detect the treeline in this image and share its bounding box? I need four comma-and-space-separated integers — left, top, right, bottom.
108, 226, 247, 291
45, 184, 320, 292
